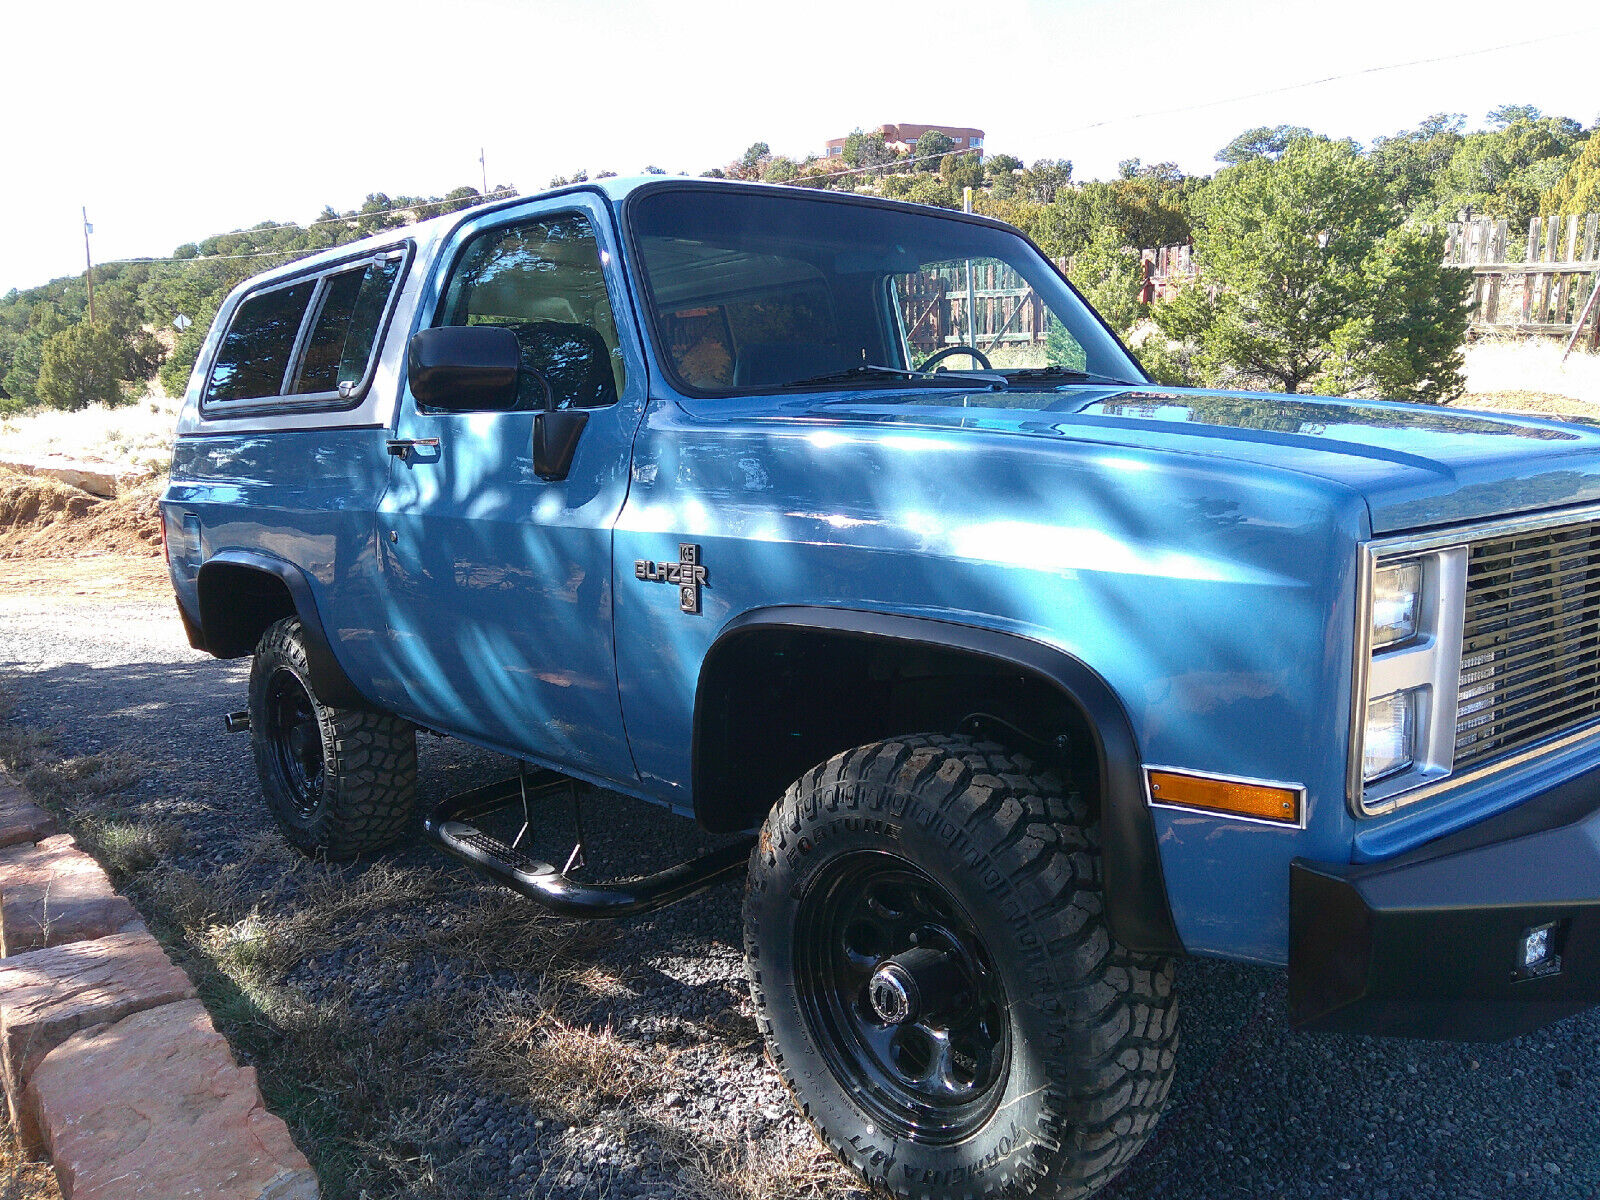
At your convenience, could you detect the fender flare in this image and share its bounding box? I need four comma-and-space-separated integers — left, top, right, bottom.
196, 550, 372, 710
694, 606, 1183, 956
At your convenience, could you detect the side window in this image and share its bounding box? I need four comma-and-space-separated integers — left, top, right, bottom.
205, 281, 315, 403
436, 214, 625, 409
291, 257, 403, 396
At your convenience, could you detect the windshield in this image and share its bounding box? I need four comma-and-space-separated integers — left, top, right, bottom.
627, 187, 1144, 396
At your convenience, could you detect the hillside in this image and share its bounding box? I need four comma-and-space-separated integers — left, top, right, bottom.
0, 106, 1592, 418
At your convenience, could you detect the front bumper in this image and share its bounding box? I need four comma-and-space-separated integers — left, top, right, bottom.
1290, 760, 1600, 1040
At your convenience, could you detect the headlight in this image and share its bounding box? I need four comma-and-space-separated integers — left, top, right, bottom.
1364, 690, 1417, 782
1352, 545, 1469, 815
1371, 559, 1422, 650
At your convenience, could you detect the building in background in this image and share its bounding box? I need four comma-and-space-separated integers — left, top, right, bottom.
825, 124, 985, 160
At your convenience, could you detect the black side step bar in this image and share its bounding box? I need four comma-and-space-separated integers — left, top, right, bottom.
422, 773, 754, 919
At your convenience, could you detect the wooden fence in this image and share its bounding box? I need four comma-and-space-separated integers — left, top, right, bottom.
901, 261, 1064, 356
1139, 214, 1600, 349
1445, 214, 1600, 342
903, 216, 1600, 354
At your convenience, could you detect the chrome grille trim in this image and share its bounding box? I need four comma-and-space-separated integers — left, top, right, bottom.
1349, 503, 1600, 817
1454, 520, 1600, 770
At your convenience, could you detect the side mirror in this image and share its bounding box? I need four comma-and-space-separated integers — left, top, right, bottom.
408, 326, 521, 411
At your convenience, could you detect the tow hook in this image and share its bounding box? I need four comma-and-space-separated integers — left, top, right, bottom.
223, 711, 250, 733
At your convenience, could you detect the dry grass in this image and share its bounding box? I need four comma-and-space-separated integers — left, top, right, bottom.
1449, 389, 1600, 424
471, 986, 666, 1122
0, 1121, 59, 1200
652, 1124, 863, 1200
73, 816, 189, 876
1461, 339, 1600, 407
417, 891, 615, 976
0, 392, 178, 479
0, 678, 863, 1200
0, 703, 141, 817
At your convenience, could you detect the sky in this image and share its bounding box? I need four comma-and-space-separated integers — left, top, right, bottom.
5, 0, 1598, 293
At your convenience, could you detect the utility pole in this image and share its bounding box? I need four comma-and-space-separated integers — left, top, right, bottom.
82, 206, 95, 324
480, 148, 488, 197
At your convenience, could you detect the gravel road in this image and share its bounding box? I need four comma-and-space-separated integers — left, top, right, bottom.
1, 564, 1598, 1199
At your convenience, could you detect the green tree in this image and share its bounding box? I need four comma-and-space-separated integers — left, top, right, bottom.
737, 142, 771, 181
1369, 114, 1466, 214
36, 322, 125, 410
878, 173, 960, 210
761, 156, 798, 183
1543, 132, 1600, 215
1488, 103, 1544, 129
1215, 125, 1314, 165
355, 194, 394, 233
1156, 138, 1467, 399
842, 129, 895, 172
939, 152, 985, 192
1019, 159, 1073, 204
1067, 226, 1148, 336
1, 300, 67, 405
1426, 110, 1587, 226
1318, 224, 1471, 399
914, 129, 954, 167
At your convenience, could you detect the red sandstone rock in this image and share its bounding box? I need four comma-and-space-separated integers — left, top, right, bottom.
26, 999, 319, 1199
0, 930, 196, 1146
0, 776, 55, 850
0, 835, 142, 956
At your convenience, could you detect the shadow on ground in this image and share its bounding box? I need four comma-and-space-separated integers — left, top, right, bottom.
2, 654, 1598, 1199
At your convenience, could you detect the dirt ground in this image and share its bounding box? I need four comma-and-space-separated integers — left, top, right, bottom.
0, 554, 169, 600
0, 468, 163, 564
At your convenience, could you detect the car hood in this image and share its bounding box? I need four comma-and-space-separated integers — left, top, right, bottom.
768, 384, 1600, 535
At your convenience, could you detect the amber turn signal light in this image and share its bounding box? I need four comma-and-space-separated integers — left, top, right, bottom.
1146, 769, 1301, 825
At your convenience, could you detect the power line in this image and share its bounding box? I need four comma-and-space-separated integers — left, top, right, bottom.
781, 144, 982, 181
91, 151, 984, 270
95, 189, 521, 268
1061, 27, 1600, 135
62, 27, 1600, 276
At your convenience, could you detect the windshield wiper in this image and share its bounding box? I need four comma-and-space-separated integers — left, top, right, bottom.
780, 364, 1006, 391
1004, 367, 1139, 386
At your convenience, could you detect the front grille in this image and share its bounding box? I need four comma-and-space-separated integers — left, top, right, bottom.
1455, 520, 1600, 770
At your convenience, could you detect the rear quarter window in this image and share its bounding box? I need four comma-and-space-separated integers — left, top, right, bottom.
205, 281, 315, 404
291, 257, 404, 396
203, 247, 409, 412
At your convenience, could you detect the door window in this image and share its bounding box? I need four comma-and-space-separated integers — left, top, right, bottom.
436, 214, 626, 410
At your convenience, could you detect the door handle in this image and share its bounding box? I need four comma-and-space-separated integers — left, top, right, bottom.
386, 438, 441, 460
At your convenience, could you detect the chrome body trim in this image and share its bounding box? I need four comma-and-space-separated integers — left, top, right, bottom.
1350, 503, 1600, 817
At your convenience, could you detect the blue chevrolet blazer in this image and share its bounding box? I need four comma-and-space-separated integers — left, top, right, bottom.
161, 177, 1600, 1198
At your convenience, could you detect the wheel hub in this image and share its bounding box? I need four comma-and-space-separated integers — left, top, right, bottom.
868, 962, 918, 1024
868, 946, 966, 1025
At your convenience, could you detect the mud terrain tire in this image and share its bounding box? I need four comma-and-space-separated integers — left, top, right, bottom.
744, 734, 1177, 1199
249, 616, 417, 859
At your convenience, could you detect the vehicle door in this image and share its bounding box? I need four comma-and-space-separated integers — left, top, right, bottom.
376, 193, 646, 780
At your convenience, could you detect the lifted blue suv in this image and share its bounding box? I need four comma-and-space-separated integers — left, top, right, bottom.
163, 178, 1600, 1198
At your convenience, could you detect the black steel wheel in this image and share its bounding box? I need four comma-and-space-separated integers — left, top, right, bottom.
248, 617, 418, 859
744, 735, 1179, 1200
797, 853, 1010, 1145
262, 666, 325, 818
